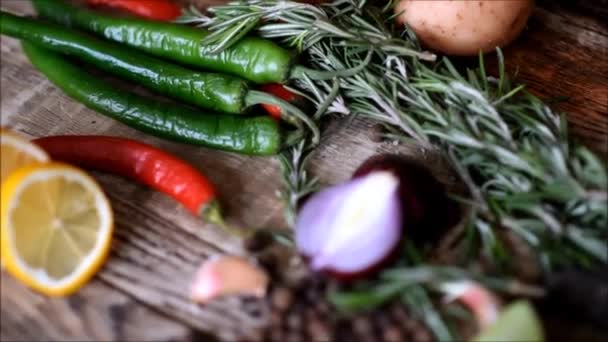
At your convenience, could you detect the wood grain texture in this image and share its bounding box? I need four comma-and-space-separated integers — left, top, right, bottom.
502, 3, 608, 156
1, 274, 198, 342
1, 0, 606, 341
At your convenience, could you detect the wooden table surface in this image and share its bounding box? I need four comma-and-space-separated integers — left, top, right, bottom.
1, 1, 606, 341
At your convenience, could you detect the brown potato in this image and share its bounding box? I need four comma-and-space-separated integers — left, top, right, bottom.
395, 0, 534, 56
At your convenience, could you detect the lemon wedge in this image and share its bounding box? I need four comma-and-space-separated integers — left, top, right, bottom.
1, 163, 113, 296
1, 128, 49, 184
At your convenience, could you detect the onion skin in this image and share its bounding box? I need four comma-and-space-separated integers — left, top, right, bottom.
353, 154, 456, 244
395, 0, 534, 56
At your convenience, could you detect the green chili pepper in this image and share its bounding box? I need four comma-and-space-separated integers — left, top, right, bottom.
0, 11, 313, 125
31, 0, 368, 85
21, 41, 282, 156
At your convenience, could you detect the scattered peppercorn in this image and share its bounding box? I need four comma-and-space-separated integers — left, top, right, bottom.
262, 273, 433, 341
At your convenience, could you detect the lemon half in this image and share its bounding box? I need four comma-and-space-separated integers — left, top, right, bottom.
1, 163, 113, 296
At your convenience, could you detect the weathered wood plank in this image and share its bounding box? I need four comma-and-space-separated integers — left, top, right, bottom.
1, 273, 195, 341
501, 4, 608, 156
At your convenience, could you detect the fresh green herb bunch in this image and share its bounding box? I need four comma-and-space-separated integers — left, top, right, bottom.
184, 0, 607, 270
183, 0, 608, 339
178, 0, 436, 60
315, 40, 607, 270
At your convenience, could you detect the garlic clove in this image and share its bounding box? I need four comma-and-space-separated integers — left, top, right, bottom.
191, 255, 269, 304
441, 281, 501, 329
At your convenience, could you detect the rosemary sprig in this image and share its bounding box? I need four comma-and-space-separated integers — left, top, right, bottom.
328, 245, 546, 340
314, 42, 608, 269
278, 140, 318, 229
277, 76, 343, 230
229, 1, 606, 271
188, 0, 607, 339
178, 0, 436, 61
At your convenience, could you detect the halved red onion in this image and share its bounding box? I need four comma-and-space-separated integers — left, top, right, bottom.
295, 171, 403, 277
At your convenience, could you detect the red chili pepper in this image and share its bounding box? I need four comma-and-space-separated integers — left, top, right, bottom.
260, 83, 302, 120
87, 0, 182, 21
34, 135, 221, 222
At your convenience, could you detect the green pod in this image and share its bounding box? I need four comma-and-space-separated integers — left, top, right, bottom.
1, 12, 248, 114
21, 41, 281, 156
32, 0, 293, 84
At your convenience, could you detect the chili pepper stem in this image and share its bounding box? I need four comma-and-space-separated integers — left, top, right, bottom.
202, 201, 294, 245
245, 91, 299, 127
246, 90, 320, 145
201, 200, 250, 238
289, 49, 374, 81
284, 129, 307, 147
